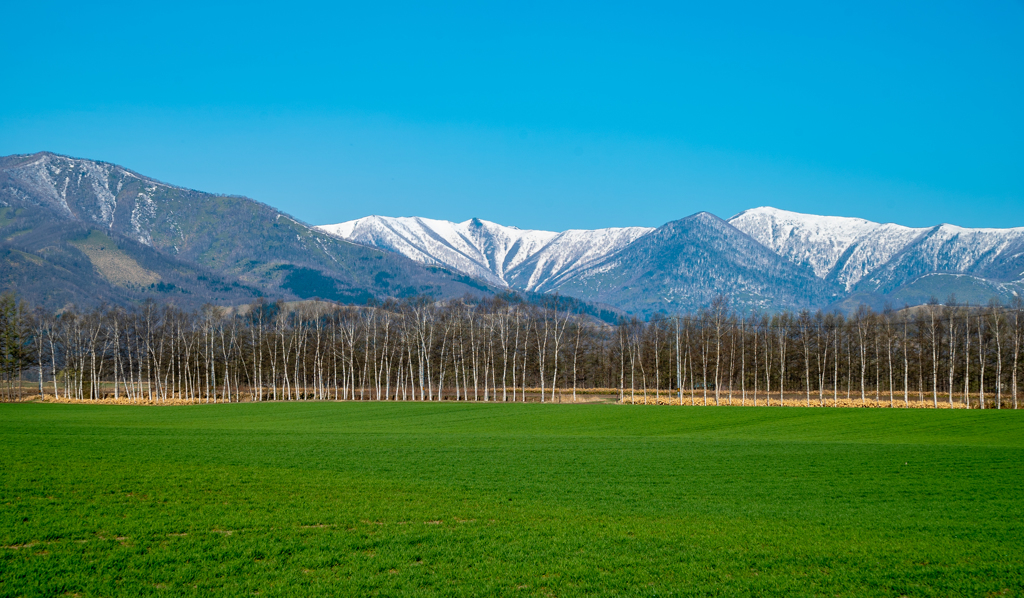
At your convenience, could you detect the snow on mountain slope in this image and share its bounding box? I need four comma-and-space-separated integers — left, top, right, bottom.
317, 216, 653, 290
506, 227, 655, 291
858, 223, 1024, 293
318, 216, 557, 287
728, 207, 927, 289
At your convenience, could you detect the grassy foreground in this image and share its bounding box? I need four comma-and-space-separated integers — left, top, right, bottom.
1, 403, 1022, 597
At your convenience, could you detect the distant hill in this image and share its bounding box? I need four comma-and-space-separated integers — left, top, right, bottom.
0, 152, 493, 310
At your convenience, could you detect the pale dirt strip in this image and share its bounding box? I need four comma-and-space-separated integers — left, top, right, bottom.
10, 390, 1012, 408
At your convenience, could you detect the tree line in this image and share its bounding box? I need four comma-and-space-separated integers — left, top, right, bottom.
1, 292, 1021, 408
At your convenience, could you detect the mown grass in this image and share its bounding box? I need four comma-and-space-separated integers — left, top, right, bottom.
1, 403, 1022, 597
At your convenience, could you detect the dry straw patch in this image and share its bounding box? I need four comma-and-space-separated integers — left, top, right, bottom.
26, 394, 218, 406
620, 390, 976, 408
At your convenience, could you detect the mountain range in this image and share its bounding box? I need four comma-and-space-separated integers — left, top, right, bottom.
3, 151, 1021, 316
320, 208, 1024, 315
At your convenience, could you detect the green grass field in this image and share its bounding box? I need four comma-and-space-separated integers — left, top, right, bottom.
1, 403, 1022, 597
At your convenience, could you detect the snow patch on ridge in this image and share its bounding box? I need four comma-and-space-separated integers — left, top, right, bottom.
131, 190, 156, 246
81, 161, 117, 226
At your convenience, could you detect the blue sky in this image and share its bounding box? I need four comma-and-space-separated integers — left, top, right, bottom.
2, 1, 1022, 231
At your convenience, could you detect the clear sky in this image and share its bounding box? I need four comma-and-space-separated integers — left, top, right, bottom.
2, 1, 1022, 232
